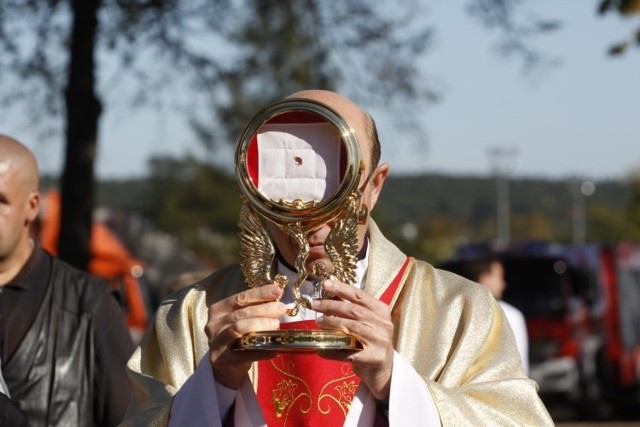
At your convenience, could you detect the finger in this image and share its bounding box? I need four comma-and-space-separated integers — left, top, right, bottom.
232, 284, 284, 308
228, 300, 288, 323
225, 314, 283, 339
208, 301, 286, 340
317, 314, 377, 341
206, 298, 286, 344
210, 284, 283, 318
321, 280, 378, 308
311, 297, 369, 321
210, 316, 282, 358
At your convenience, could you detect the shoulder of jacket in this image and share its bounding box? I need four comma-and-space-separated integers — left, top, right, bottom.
50, 257, 112, 310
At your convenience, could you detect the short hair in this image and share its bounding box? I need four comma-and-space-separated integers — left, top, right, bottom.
440, 256, 501, 283
365, 113, 381, 169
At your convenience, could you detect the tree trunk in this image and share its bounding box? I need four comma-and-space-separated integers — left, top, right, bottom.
59, 0, 102, 270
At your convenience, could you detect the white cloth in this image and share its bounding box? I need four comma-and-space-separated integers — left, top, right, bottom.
257, 123, 341, 203
170, 251, 442, 426
499, 301, 529, 374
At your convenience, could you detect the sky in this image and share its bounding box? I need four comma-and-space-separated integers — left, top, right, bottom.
414, 0, 640, 181
4, 0, 640, 182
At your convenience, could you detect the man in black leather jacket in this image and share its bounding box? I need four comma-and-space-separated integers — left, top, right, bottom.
0, 134, 134, 426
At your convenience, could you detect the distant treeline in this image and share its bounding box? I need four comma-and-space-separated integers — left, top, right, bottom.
40, 172, 635, 264
378, 174, 629, 234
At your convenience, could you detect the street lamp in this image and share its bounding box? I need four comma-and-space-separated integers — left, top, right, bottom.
571, 180, 596, 244
488, 146, 519, 245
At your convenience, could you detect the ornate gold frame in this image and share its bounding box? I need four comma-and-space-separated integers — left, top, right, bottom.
235, 98, 362, 227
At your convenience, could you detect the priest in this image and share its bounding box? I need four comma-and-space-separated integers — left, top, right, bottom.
123, 89, 552, 426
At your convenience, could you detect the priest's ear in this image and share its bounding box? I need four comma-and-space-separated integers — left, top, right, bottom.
368, 163, 389, 210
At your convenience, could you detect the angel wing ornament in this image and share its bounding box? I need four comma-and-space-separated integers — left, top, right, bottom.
238, 198, 287, 290
323, 192, 361, 287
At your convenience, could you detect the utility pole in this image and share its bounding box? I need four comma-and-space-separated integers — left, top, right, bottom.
570, 180, 596, 244
487, 146, 519, 245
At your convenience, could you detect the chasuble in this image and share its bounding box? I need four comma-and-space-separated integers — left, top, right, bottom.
123, 221, 552, 426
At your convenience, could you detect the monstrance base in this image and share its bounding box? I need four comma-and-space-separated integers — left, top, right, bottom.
232, 329, 362, 352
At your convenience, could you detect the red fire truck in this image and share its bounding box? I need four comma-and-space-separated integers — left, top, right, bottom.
443, 242, 640, 420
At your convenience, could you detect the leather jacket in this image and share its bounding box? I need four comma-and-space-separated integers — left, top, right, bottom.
4, 257, 117, 426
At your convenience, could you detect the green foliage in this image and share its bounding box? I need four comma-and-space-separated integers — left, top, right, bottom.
626, 170, 640, 238
468, 0, 640, 60
190, 0, 436, 157
511, 212, 555, 241
203, 0, 337, 146
97, 170, 635, 267
599, 0, 640, 55
140, 155, 242, 265
376, 174, 633, 264
589, 203, 633, 241
0, 0, 436, 269
466, 0, 563, 71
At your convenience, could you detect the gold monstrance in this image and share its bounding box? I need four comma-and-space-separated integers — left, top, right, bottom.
233, 98, 368, 351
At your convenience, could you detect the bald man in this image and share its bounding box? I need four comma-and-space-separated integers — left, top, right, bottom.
0, 135, 134, 426
123, 91, 552, 426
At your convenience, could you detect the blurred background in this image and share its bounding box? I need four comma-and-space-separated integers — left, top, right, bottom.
2, 0, 640, 423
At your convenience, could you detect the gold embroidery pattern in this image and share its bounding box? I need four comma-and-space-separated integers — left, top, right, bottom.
269, 358, 312, 423
272, 380, 299, 418
317, 364, 359, 416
